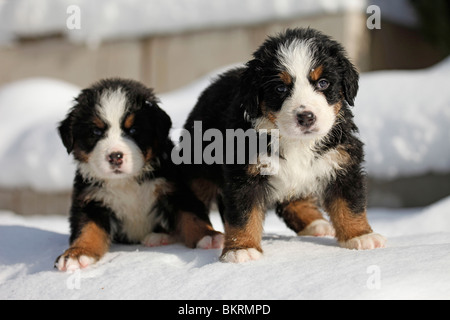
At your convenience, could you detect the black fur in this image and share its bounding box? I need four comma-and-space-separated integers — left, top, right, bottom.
181, 28, 379, 260
55, 78, 218, 271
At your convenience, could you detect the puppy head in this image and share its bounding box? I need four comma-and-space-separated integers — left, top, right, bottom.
58, 78, 171, 181
241, 28, 359, 141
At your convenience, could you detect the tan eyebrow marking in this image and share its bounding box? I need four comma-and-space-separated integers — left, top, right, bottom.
310, 65, 324, 81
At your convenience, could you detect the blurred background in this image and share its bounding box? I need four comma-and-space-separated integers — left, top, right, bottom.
0, 0, 449, 215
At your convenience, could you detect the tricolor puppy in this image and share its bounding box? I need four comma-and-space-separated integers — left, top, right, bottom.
183, 28, 386, 263
56, 78, 222, 271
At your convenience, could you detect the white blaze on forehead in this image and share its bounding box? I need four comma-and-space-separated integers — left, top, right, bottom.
277, 39, 315, 81
97, 88, 128, 128
81, 87, 144, 180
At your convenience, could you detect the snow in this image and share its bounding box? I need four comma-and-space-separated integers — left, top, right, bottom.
1, 197, 450, 299
0, 42, 449, 300
0, 78, 80, 191
354, 57, 450, 179
0, 0, 416, 47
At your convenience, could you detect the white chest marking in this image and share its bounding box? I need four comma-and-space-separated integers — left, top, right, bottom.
267, 139, 344, 203
88, 178, 166, 242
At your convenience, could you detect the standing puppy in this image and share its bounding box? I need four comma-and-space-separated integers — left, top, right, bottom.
56, 78, 222, 271
182, 28, 386, 263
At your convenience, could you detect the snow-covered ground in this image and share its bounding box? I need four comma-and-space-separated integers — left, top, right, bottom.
0, 56, 449, 300
1, 196, 450, 299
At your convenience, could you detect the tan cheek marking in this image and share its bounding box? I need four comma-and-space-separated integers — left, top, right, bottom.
144, 148, 153, 162
333, 101, 343, 116
73, 144, 90, 163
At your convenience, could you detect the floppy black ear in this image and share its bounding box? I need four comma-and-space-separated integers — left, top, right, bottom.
341, 58, 359, 107
154, 104, 172, 143
58, 111, 75, 154
146, 101, 172, 152
240, 59, 263, 119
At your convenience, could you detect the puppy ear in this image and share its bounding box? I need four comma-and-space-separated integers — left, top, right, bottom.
154, 105, 172, 143
58, 89, 94, 154
58, 111, 74, 154
146, 101, 172, 152
341, 58, 359, 107
240, 59, 263, 119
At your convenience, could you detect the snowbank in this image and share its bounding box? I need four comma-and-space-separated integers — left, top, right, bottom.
1, 197, 449, 299
0, 78, 79, 191
0, 0, 418, 47
354, 57, 450, 179
0, 0, 367, 46
1, 59, 450, 191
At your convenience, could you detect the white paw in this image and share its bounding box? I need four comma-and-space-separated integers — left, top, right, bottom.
55, 255, 96, 272
297, 219, 335, 237
340, 233, 386, 250
142, 233, 175, 247
220, 248, 263, 263
196, 234, 225, 249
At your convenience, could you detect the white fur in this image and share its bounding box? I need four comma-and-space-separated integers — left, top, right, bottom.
298, 219, 335, 237
267, 138, 344, 203
80, 89, 144, 180
56, 255, 96, 272
276, 39, 336, 139
142, 233, 175, 247
86, 177, 167, 243
196, 234, 225, 250
340, 233, 387, 250
221, 248, 263, 263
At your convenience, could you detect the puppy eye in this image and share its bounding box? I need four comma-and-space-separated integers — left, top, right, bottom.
93, 128, 103, 137
128, 127, 137, 135
317, 79, 330, 91
275, 85, 288, 94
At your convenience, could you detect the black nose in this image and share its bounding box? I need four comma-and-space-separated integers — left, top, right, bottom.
297, 111, 316, 128
108, 152, 124, 167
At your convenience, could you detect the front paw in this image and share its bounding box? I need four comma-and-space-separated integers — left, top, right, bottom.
340, 233, 386, 250
220, 248, 263, 263
55, 248, 98, 272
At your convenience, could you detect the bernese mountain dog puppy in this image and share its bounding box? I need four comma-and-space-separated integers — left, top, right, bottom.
182, 28, 386, 263
55, 78, 223, 272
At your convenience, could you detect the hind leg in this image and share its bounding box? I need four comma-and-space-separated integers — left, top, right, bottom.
276, 198, 335, 237
177, 211, 224, 249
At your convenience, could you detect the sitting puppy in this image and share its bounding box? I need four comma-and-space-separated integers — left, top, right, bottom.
182, 28, 386, 263
55, 78, 222, 272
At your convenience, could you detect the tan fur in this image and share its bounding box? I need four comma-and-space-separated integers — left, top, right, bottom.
176, 211, 221, 248
64, 222, 110, 262
281, 198, 326, 233
309, 65, 324, 81
223, 206, 264, 255
326, 198, 372, 242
